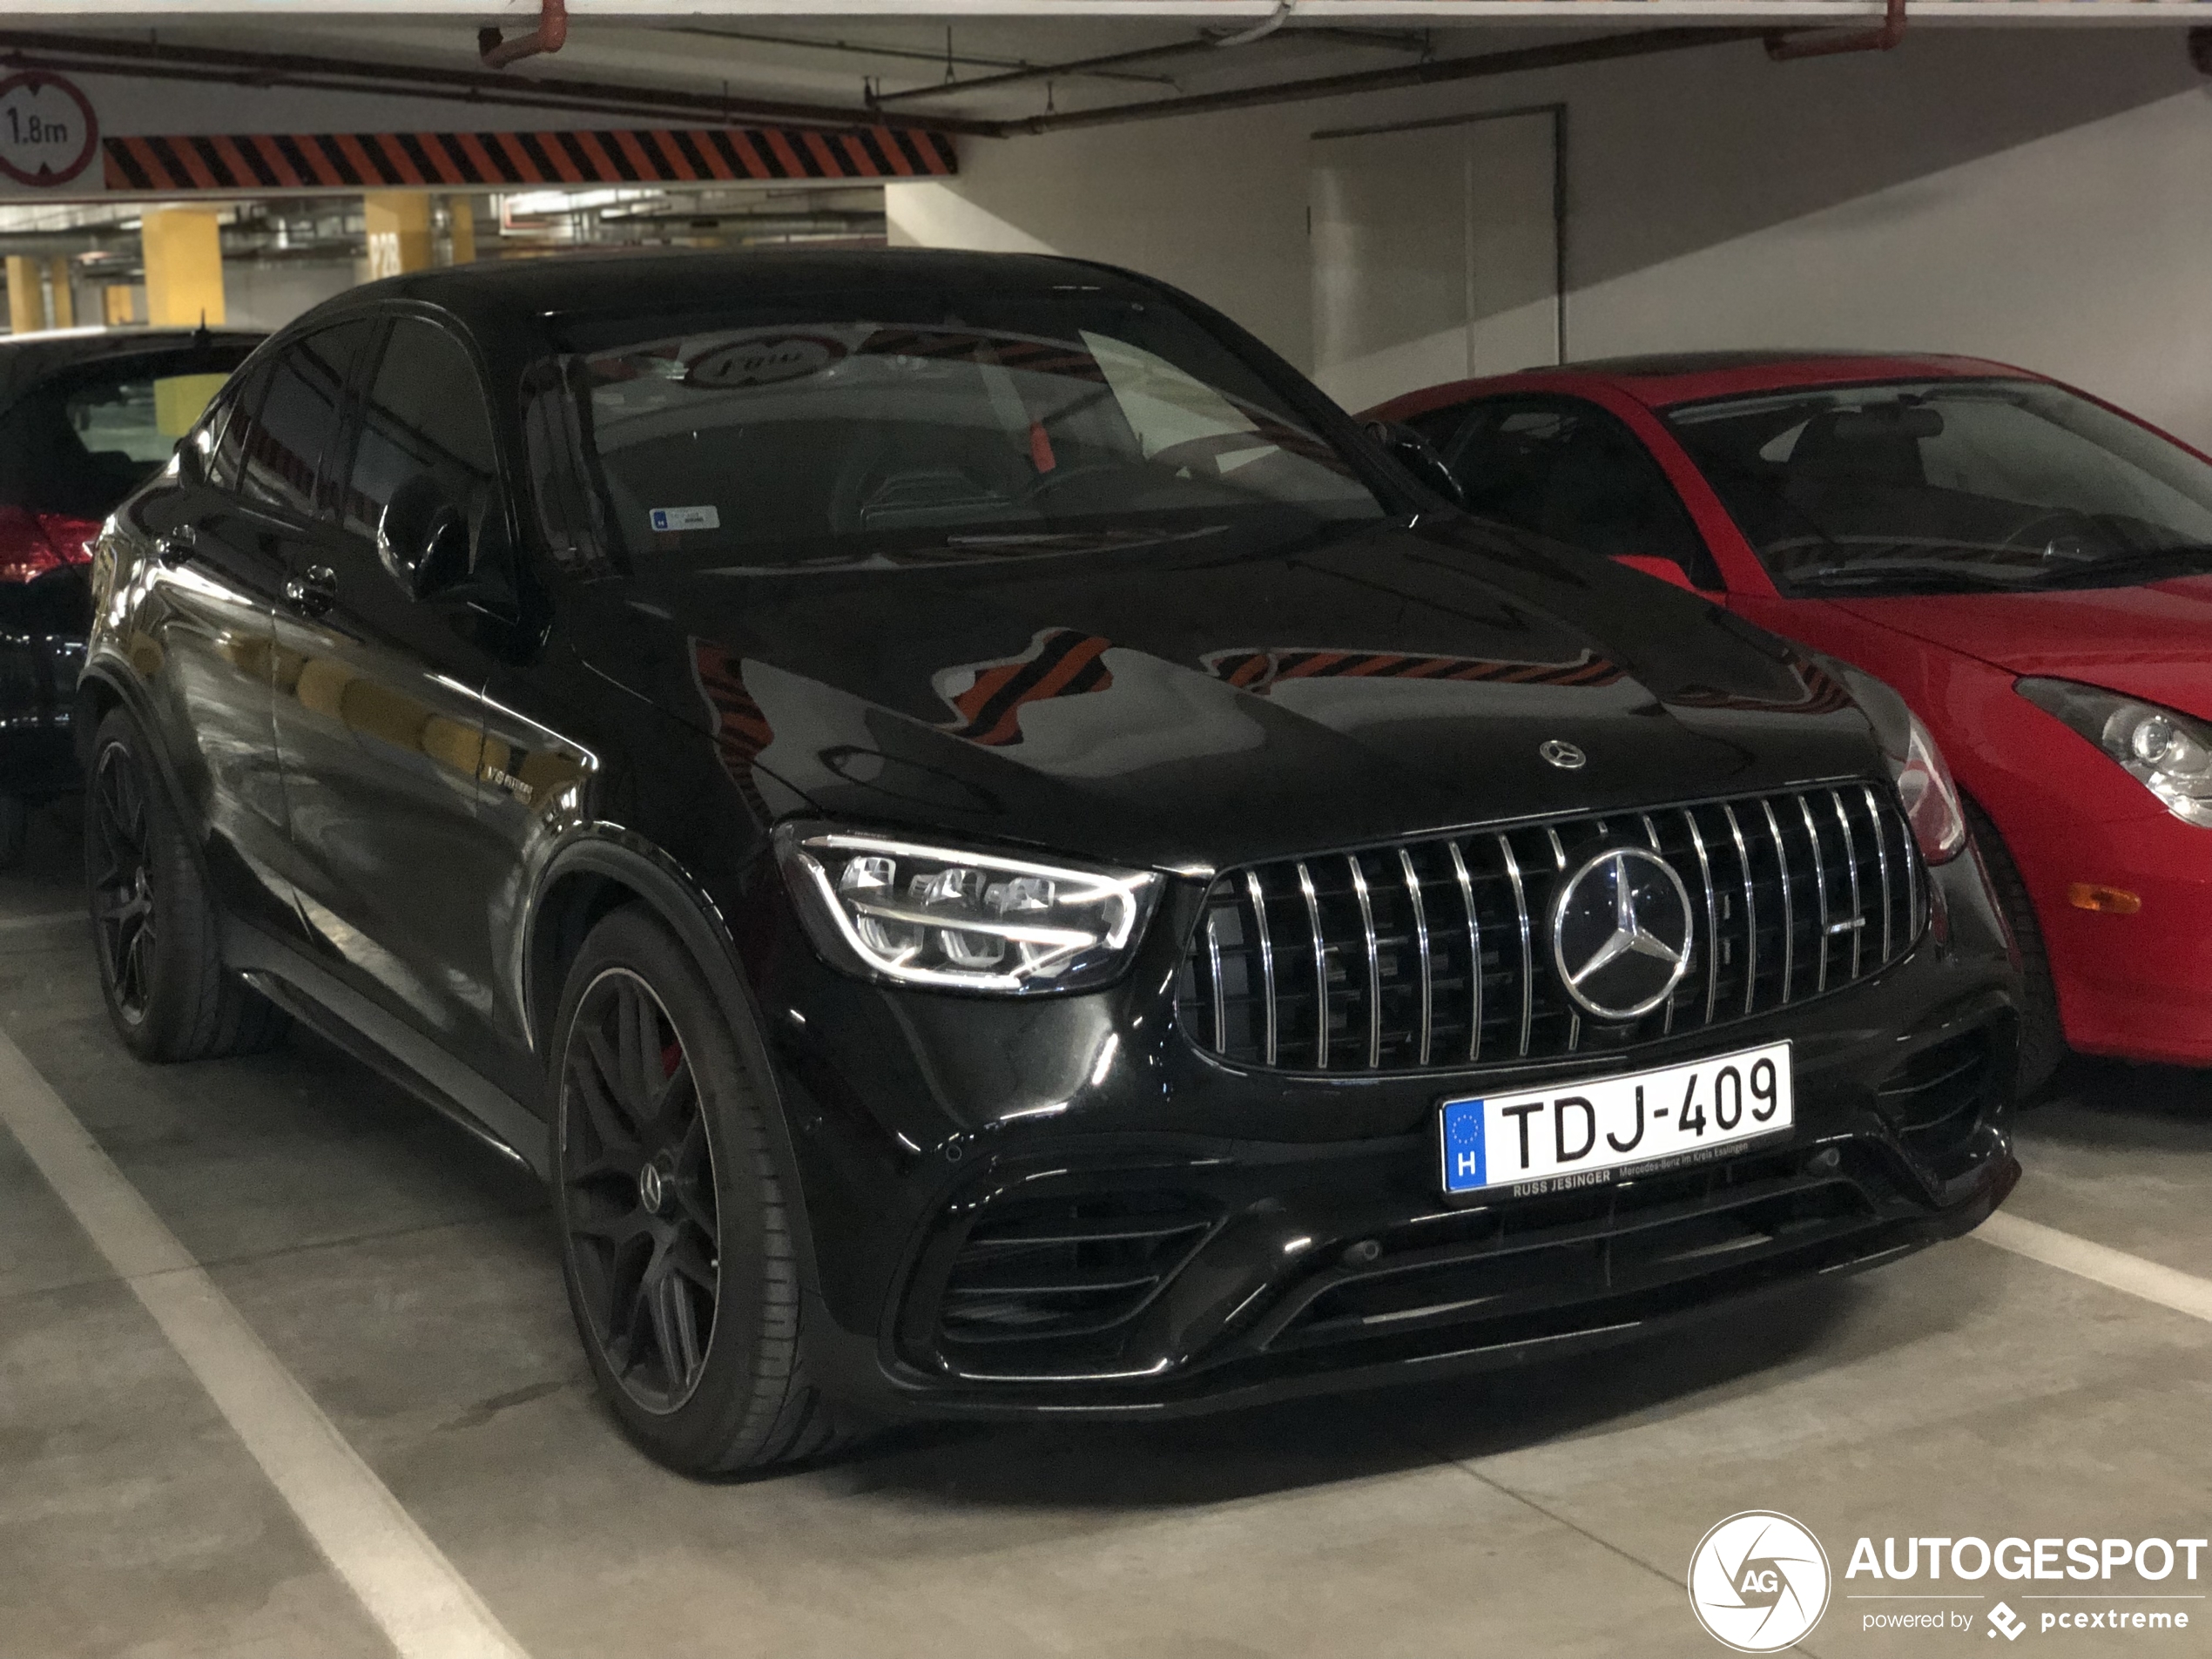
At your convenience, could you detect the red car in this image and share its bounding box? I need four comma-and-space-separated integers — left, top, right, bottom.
1368, 352, 2212, 1086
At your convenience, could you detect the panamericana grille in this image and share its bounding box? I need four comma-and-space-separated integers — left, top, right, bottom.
1176, 783, 1922, 1073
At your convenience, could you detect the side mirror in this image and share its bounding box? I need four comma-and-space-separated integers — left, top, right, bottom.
1365, 420, 1467, 509
375, 475, 470, 602
172, 434, 206, 489
1611, 554, 1708, 594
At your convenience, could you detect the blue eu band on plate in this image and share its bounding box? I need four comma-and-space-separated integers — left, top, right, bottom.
1440, 1040, 1795, 1197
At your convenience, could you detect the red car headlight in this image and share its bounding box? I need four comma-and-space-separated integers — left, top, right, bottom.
2018, 678, 2212, 829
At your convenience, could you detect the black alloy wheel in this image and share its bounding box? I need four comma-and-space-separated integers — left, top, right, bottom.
90, 743, 158, 1026
560, 965, 720, 1415
550, 906, 860, 1475
82, 707, 288, 1062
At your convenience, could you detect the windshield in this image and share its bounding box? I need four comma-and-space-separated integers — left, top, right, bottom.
0, 345, 254, 518
533, 290, 1381, 570
1663, 378, 2212, 596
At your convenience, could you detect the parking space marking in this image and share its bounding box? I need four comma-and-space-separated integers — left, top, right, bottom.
0, 1028, 532, 1659
1975, 1211, 2212, 1325
0, 911, 82, 933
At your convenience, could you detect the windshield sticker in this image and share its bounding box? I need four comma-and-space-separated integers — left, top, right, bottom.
685, 335, 844, 388
650, 506, 721, 533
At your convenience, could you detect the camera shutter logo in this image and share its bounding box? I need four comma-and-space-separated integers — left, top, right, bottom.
1687, 1511, 1831, 1653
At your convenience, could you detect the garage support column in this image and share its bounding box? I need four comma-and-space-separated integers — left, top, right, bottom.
447, 195, 477, 265
4, 256, 43, 335
47, 258, 74, 329
140, 208, 227, 327
364, 192, 433, 278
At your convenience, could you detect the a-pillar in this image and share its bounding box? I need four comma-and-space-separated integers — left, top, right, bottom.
141, 207, 227, 327
364, 192, 433, 278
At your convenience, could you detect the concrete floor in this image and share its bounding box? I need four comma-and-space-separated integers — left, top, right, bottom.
2, 797, 2206, 1659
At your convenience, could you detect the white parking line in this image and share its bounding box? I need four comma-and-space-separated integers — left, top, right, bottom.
1975, 1211, 2212, 1325
0, 911, 81, 933
0, 1029, 531, 1659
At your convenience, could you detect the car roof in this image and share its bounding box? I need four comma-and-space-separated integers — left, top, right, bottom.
315, 246, 1153, 330
0, 325, 264, 415
1368, 349, 2045, 421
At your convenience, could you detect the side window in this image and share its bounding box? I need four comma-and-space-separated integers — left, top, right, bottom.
1444, 398, 1719, 588
238, 324, 370, 517
342, 317, 502, 570
209, 359, 271, 492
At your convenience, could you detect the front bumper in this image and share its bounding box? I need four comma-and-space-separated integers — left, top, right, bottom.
2024, 806, 2212, 1067
749, 846, 2020, 1421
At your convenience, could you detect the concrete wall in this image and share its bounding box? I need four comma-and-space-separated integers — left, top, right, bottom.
224, 258, 361, 334
889, 30, 2212, 444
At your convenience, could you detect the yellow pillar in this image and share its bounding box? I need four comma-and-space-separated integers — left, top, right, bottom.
364, 192, 433, 279
446, 195, 477, 265
47, 258, 74, 329
4, 255, 44, 334
141, 207, 227, 327
102, 285, 134, 326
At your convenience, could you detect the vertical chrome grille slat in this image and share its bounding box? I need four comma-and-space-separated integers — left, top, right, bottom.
1761, 798, 1796, 1004
1296, 860, 1327, 1071
1831, 789, 1864, 981
1860, 785, 1895, 967
1399, 848, 1433, 1068
1682, 808, 1721, 1025
1545, 828, 1580, 1052
1499, 835, 1534, 1058
1348, 854, 1382, 1070
1721, 802, 1757, 1017
1178, 786, 1925, 1073
1204, 908, 1228, 1053
1797, 794, 1832, 995
1244, 870, 1277, 1067
1448, 841, 1483, 1064
1640, 813, 1676, 1035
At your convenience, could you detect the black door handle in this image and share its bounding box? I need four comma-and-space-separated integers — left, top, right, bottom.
285, 564, 338, 617
155, 528, 197, 567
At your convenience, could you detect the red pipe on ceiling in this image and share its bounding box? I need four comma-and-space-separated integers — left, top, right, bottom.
1766, 0, 1906, 63
481, 0, 569, 71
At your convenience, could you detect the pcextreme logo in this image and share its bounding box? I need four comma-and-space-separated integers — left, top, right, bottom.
1688, 1510, 1833, 1652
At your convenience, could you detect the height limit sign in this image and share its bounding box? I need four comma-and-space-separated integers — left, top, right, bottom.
0, 71, 99, 190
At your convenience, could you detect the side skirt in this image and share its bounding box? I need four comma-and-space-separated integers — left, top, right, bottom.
224, 920, 551, 1181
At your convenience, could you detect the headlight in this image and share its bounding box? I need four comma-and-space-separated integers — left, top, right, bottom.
2016, 678, 2212, 827
775, 826, 1163, 994
1832, 661, 1967, 864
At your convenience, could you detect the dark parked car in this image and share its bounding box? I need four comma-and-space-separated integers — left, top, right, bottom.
81, 252, 2020, 1476
0, 326, 261, 864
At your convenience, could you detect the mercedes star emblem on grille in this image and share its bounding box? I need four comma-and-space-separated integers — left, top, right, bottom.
1539, 739, 1587, 769
1550, 847, 1696, 1021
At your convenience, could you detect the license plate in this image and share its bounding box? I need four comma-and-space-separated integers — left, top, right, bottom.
1439, 1041, 1794, 1197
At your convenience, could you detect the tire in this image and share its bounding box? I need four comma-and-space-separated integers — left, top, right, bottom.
84, 708, 289, 1062
1964, 797, 2064, 1098
0, 792, 26, 870
550, 905, 861, 1476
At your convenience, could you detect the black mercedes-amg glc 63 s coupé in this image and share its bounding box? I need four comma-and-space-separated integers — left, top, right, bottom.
79, 251, 2020, 1474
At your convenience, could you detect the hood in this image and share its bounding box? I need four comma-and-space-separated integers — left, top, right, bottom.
573, 516, 1885, 872
1828, 577, 2212, 722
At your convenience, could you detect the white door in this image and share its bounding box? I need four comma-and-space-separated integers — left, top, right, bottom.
1311, 109, 1561, 413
